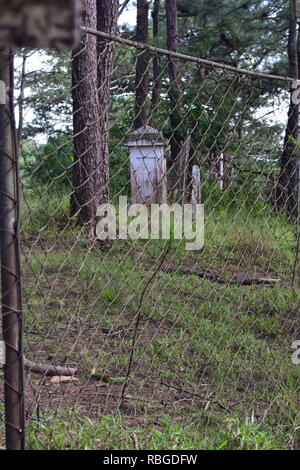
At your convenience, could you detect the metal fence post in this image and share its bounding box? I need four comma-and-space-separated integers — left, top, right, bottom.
0, 48, 25, 450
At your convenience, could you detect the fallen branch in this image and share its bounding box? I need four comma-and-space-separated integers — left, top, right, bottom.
160, 265, 282, 286
145, 379, 232, 414
24, 357, 77, 377
131, 433, 140, 451
161, 383, 232, 413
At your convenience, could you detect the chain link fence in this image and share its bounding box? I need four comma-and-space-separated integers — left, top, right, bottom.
0, 29, 300, 450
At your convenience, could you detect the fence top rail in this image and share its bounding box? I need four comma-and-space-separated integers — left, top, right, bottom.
83, 27, 295, 85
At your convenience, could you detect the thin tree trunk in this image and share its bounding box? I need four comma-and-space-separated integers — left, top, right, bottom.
166, 0, 180, 88
119, 0, 131, 17
276, 0, 299, 216
17, 50, 27, 150
166, 0, 183, 199
152, 0, 162, 108
96, 0, 119, 204
134, 0, 150, 129
72, 0, 102, 233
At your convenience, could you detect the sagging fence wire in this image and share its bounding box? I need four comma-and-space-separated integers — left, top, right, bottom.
0, 28, 299, 450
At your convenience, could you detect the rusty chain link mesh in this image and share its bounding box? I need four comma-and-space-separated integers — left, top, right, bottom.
1, 30, 299, 450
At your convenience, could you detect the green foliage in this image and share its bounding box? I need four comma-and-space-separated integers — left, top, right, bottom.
19, 184, 299, 450
17, 50, 72, 139
174, 0, 289, 74
25, 409, 294, 450
21, 135, 73, 189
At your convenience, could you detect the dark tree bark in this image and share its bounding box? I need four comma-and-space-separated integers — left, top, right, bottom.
96, 0, 119, 203
166, 0, 184, 199
166, 0, 180, 86
152, 0, 162, 108
134, 0, 150, 129
276, 0, 299, 216
72, 0, 103, 232
119, 0, 131, 17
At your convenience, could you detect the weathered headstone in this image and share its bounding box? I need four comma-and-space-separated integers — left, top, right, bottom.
126, 126, 168, 205
0, 0, 81, 49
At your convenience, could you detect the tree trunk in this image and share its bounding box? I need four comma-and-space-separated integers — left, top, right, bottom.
17, 50, 27, 151
119, 0, 131, 17
166, 0, 184, 199
152, 0, 162, 108
96, 0, 119, 203
276, 0, 299, 216
72, 0, 102, 232
134, 0, 150, 129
